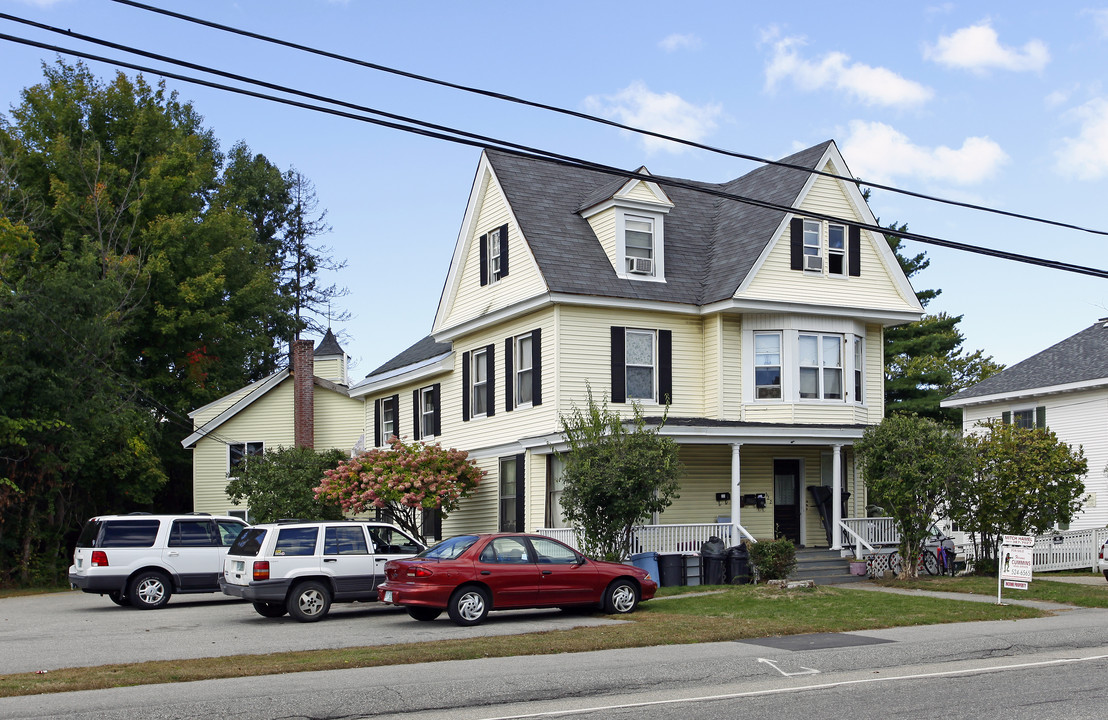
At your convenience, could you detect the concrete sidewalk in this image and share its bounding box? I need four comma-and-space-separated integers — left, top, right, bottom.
839, 581, 1079, 611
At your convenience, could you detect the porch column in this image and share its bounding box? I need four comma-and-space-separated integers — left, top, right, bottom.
730, 443, 742, 541
832, 443, 843, 550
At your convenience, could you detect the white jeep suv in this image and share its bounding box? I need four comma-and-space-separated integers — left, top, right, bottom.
68, 513, 249, 609
220, 520, 424, 621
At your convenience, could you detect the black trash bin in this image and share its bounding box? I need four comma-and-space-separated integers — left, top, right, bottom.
658, 553, 685, 587
700, 536, 727, 586
726, 544, 751, 584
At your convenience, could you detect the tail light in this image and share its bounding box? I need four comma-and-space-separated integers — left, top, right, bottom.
91, 551, 108, 567
406, 566, 434, 578
253, 561, 270, 581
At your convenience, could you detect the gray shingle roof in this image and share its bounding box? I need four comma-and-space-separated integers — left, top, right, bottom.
314, 328, 345, 357
366, 335, 452, 378
485, 141, 832, 306
946, 320, 1108, 402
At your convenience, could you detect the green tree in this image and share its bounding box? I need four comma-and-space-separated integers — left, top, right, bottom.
556, 391, 682, 562
225, 446, 347, 523
953, 420, 1087, 566
856, 414, 973, 578
315, 438, 484, 543
881, 223, 1004, 422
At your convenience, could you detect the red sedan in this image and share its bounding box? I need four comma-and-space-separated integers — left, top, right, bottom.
378, 533, 657, 626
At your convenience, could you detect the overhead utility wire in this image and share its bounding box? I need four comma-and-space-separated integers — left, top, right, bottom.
2, 31, 1107, 281
108, 0, 1108, 239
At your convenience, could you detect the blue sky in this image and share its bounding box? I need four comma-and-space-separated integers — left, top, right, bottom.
3, 1, 1107, 377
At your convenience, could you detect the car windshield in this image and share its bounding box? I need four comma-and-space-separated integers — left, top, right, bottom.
418, 535, 478, 560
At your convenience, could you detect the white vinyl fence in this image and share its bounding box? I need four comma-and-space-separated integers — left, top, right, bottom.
537, 523, 746, 556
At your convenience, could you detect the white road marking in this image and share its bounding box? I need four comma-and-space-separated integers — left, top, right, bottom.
757, 657, 820, 676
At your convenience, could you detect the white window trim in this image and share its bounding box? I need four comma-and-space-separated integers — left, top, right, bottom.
487, 228, 502, 284
797, 333, 844, 402
802, 219, 822, 273
420, 386, 436, 439
1011, 406, 1037, 429
625, 328, 658, 403
471, 348, 489, 418
228, 441, 264, 475
852, 334, 864, 405
828, 223, 846, 276
744, 325, 864, 405
615, 210, 666, 282
753, 331, 783, 402
380, 399, 396, 447
514, 333, 534, 409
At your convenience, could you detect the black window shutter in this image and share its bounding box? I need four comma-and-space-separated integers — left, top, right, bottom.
412, 389, 421, 440
532, 328, 542, 406
611, 326, 626, 403
479, 233, 488, 287
504, 337, 514, 412
1001, 411, 1011, 424
659, 329, 673, 405
462, 351, 471, 421
790, 218, 804, 271
848, 226, 861, 277
515, 453, 525, 533
373, 399, 382, 447
498, 223, 509, 279
486, 343, 496, 417
1036, 406, 1047, 429
432, 383, 442, 436
390, 394, 399, 438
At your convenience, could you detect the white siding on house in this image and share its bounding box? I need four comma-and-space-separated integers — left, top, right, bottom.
585, 208, 617, 274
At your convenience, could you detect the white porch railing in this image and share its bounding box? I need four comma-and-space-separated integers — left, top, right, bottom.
839, 517, 898, 553
536, 522, 754, 556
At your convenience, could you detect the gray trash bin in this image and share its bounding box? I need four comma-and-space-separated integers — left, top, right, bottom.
700, 536, 727, 585
726, 544, 751, 584
658, 553, 685, 587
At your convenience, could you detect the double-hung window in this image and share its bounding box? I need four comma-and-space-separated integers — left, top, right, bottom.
828, 224, 846, 275
479, 224, 509, 286
229, 442, 263, 473
625, 329, 656, 401
488, 228, 501, 281
624, 215, 655, 276
515, 333, 533, 406
798, 334, 843, 400
754, 333, 782, 399
498, 455, 524, 532
802, 219, 822, 272
472, 347, 488, 416
853, 335, 864, 402
420, 386, 436, 438
380, 399, 396, 446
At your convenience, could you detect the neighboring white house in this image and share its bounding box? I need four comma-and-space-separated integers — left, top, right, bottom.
942, 319, 1107, 530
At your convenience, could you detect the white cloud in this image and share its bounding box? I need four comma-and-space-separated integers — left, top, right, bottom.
583, 81, 722, 155
925, 22, 1049, 73
841, 120, 1009, 185
764, 36, 933, 107
1084, 9, 1108, 38
659, 33, 702, 53
1055, 98, 1108, 180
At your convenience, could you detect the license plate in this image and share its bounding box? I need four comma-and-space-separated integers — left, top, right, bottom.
234, 560, 244, 572
77, 558, 83, 569
384, 590, 394, 603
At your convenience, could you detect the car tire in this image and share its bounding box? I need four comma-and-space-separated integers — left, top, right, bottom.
108, 591, 130, 607
287, 581, 332, 622
253, 601, 288, 618
128, 571, 171, 610
447, 586, 489, 626
604, 579, 639, 615
406, 606, 442, 622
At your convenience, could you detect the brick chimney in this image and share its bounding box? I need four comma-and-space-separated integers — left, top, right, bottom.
292, 338, 314, 449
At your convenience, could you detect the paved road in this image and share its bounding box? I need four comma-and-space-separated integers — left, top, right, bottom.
3, 605, 1107, 719
0, 590, 625, 674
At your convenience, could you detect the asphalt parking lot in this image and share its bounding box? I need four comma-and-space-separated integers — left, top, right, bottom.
0, 590, 626, 674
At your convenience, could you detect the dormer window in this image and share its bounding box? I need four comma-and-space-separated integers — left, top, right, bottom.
615, 210, 665, 281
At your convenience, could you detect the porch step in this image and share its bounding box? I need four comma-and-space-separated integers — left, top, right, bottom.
788, 548, 866, 586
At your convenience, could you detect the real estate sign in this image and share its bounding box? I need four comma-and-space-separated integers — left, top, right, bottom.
997, 534, 1034, 603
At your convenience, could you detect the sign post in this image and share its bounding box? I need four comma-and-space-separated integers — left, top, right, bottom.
997, 534, 1034, 604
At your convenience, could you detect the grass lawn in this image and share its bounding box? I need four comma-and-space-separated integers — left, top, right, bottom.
0, 583, 1042, 698
872, 573, 1108, 608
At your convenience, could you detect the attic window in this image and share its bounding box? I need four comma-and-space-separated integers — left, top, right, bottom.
617, 211, 664, 281
479, 224, 509, 286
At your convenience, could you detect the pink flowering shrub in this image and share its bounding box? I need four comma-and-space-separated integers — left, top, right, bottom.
314, 437, 484, 543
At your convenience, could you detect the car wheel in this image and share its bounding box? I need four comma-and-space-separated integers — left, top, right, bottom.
406, 606, 442, 622
108, 591, 130, 607
253, 601, 288, 618
287, 581, 332, 622
128, 571, 171, 610
447, 586, 489, 626
604, 579, 639, 615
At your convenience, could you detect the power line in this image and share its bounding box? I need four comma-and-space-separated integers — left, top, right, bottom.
106, 0, 1108, 239
2, 30, 1107, 281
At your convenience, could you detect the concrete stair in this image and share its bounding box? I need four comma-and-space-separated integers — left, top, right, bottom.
789, 547, 866, 585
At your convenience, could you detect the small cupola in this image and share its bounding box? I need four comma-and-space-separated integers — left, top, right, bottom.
313, 328, 349, 385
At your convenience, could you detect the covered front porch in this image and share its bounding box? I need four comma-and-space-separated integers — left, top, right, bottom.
536, 424, 868, 553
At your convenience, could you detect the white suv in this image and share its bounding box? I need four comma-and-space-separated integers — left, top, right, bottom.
68, 513, 249, 609
1099, 538, 1108, 581
220, 520, 424, 622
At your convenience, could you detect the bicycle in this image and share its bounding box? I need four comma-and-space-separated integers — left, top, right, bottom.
888, 548, 940, 576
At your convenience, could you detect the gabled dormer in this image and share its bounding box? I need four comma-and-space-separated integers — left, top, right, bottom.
578, 169, 674, 283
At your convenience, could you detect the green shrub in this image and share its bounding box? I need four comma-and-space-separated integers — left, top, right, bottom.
749, 538, 797, 581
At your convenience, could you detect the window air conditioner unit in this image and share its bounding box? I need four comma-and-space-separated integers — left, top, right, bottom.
804, 255, 823, 271
627, 257, 654, 275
